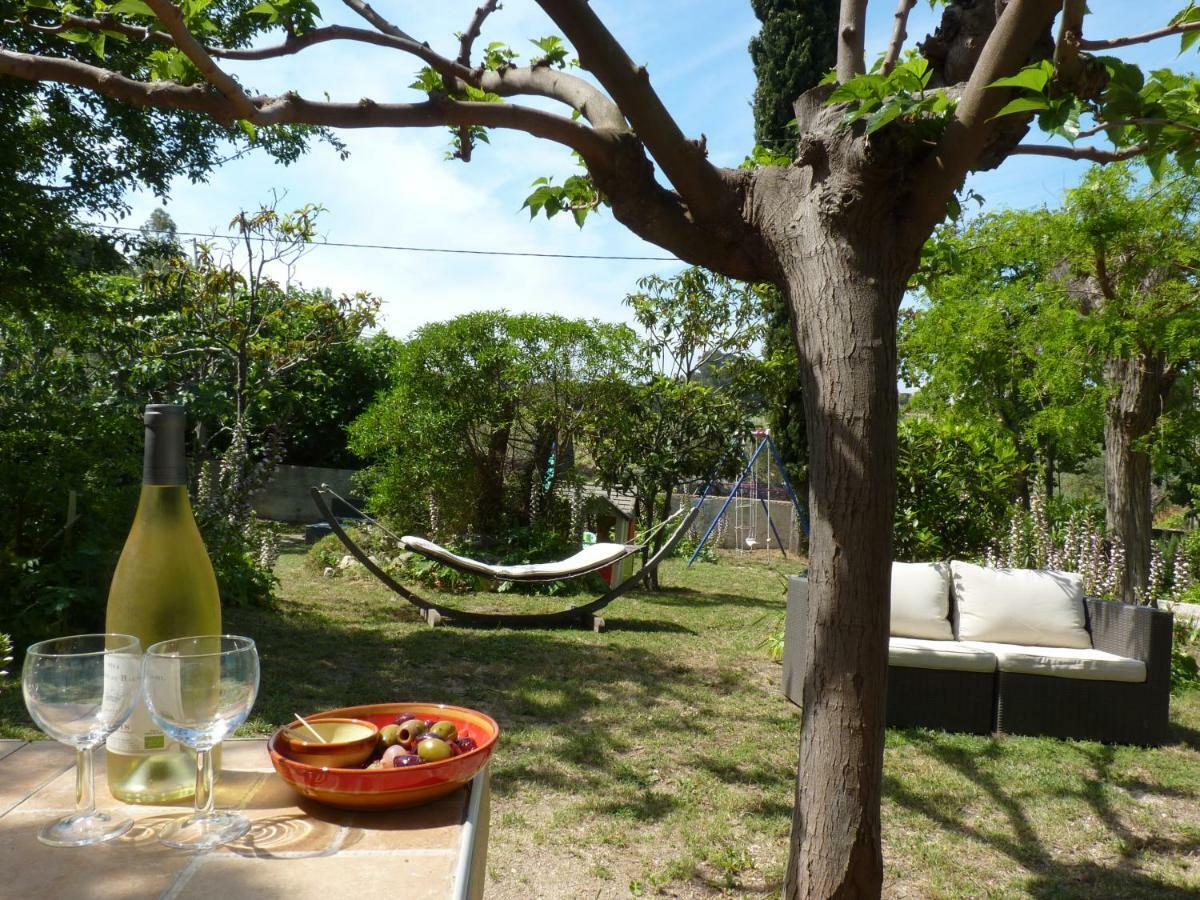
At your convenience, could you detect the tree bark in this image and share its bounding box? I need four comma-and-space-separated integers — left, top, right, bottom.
475, 422, 512, 542
756, 144, 911, 897
1104, 352, 1168, 603
1041, 440, 1056, 501
645, 482, 674, 591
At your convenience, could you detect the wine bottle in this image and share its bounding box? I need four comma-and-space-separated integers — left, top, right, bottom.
106, 404, 222, 803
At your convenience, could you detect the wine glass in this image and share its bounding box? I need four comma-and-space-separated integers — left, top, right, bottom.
142, 635, 259, 850
22, 633, 142, 847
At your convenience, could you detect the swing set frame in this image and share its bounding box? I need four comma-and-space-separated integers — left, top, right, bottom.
686, 433, 808, 566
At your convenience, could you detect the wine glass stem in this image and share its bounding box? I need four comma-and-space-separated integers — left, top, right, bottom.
194, 747, 216, 818
75, 746, 96, 818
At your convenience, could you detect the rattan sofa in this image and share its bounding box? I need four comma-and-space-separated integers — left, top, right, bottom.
781, 563, 1173, 746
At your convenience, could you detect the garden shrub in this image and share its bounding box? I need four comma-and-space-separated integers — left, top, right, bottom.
1181, 525, 1200, 591
894, 417, 1018, 561
673, 534, 718, 564
307, 533, 347, 574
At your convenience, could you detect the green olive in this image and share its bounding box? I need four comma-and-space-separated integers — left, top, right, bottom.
417, 737, 453, 762
379, 724, 402, 747
397, 719, 430, 747
429, 720, 458, 742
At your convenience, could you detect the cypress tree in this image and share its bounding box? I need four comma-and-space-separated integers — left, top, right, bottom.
749, 0, 838, 506
749, 0, 839, 153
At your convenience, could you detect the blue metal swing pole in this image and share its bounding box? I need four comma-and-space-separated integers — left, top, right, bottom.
763, 434, 809, 537
688, 437, 770, 566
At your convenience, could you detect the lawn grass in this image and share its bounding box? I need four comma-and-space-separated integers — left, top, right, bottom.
4, 548, 1200, 897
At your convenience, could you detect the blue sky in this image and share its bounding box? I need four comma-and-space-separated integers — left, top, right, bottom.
110, 1, 1185, 336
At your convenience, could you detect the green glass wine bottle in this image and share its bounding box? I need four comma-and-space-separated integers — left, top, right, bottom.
106, 404, 222, 803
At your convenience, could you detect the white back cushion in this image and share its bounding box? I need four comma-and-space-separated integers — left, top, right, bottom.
891, 562, 953, 640
950, 561, 1091, 648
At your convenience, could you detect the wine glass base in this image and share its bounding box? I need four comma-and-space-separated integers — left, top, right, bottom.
38, 811, 133, 847
159, 811, 250, 850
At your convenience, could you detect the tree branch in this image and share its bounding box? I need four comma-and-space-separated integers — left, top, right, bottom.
479, 66, 625, 130
881, 0, 915, 76
1053, 0, 1086, 84
1079, 19, 1200, 50
15, 12, 626, 130
339, 0, 416, 41
534, 0, 731, 224
1075, 117, 1200, 140
6, 12, 173, 46
458, 0, 501, 66
144, 0, 256, 121
908, 0, 1061, 239
0, 13, 767, 281
449, 0, 503, 158
837, 0, 868, 82
1009, 142, 1151, 163
0, 47, 611, 159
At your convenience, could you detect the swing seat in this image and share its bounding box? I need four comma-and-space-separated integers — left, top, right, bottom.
400, 536, 635, 582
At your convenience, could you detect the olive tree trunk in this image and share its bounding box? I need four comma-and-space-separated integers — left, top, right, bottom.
1104, 352, 1171, 603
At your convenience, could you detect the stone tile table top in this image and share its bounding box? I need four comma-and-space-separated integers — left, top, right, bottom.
0, 739, 490, 900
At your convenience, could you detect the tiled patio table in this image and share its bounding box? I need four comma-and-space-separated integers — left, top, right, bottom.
0, 738, 490, 899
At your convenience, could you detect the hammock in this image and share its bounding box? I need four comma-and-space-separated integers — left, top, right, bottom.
401, 537, 636, 582
399, 503, 688, 583
310, 485, 700, 628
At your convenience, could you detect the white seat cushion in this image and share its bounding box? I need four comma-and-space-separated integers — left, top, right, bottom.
891, 562, 953, 640
889, 637, 997, 673
401, 537, 631, 580
960, 641, 1146, 683
950, 561, 1091, 649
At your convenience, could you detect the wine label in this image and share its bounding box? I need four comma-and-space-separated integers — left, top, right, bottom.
106, 699, 178, 755
100, 652, 140, 732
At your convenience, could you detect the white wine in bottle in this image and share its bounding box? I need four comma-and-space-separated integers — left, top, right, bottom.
106, 404, 222, 803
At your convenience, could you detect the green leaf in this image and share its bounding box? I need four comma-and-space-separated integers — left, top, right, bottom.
992, 96, 1052, 118
108, 0, 155, 15
988, 60, 1053, 92
865, 100, 904, 134
247, 1, 279, 19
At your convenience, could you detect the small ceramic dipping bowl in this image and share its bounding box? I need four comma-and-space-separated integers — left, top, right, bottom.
277, 717, 379, 769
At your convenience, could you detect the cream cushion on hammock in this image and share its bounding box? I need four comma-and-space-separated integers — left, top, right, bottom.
401, 537, 632, 581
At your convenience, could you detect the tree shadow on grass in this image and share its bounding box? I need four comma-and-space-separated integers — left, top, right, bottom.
601, 618, 697, 635
887, 729, 1200, 898
639, 590, 785, 611
225, 601, 740, 813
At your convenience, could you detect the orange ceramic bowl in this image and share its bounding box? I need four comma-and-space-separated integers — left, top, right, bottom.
268, 702, 499, 810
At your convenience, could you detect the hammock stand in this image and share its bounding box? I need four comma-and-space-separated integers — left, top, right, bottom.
310, 486, 701, 630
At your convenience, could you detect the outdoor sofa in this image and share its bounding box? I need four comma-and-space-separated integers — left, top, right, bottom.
781, 561, 1173, 745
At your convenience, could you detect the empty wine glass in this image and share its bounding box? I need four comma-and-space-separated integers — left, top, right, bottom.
22, 633, 142, 847
142, 635, 259, 850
